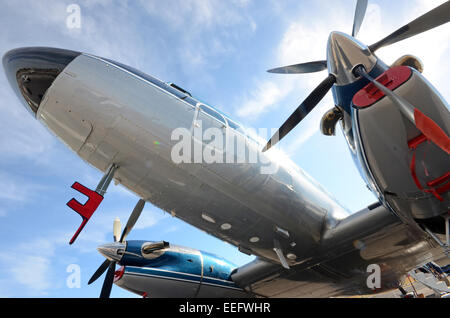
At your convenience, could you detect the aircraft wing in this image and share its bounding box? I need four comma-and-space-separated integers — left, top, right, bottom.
230, 203, 447, 297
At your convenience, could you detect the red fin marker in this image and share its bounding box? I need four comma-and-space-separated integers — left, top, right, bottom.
408, 133, 449, 201
414, 108, 450, 154
67, 182, 104, 244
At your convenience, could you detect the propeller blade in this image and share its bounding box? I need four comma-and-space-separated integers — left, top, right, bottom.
119, 199, 145, 243
352, 0, 368, 37
267, 60, 327, 74
414, 108, 450, 154
99, 261, 116, 298
369, 1, 450, 52
262, 74, 336, 152
88, 259, 111, 285
113, 217, 121, 242
355, 66, 450, 154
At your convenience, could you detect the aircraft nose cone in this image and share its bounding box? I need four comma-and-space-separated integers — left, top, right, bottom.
2, 47, 80, 115
326, 31, 376, 85
97, 242, 126, 262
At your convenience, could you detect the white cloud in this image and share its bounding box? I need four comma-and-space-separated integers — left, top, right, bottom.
10, 256, 52, 293
137, 0, 257, 77
0, 89, 56, 161
0, 171, 48, 203
0, 280, 11, 297
237, 78, 294, 118
235, 1, 348, 151
139, 0, 249, 30
0, 179, 26, 202
236, 9, 337, 119
0, 236, 66, 294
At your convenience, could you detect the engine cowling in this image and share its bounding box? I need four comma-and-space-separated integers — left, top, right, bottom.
113, 240, 248, 298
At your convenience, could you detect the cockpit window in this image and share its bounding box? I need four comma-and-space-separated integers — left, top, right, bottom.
227, 119, 246, 135
199, 104, 226, 125
103, 58, 251, 132
103, 58, 198, 107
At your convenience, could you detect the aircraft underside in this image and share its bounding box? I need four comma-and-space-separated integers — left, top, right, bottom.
2, 0, 450, 298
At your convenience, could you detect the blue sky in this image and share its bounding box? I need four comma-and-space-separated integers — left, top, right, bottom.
0, 0, 449, 297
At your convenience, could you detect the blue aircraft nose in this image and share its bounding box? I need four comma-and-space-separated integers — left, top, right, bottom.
2, 47, 80, 116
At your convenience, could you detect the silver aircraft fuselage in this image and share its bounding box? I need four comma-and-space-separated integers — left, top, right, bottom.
37, 51, 350, 264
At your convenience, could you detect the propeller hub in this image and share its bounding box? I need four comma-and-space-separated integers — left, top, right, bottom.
97, 242, 125, 262
327, 31, 377, 86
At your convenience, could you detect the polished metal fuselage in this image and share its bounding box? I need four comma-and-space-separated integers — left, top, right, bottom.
38, 53, 349, 266
353, 69, 450, 219
34, 51, 447, 296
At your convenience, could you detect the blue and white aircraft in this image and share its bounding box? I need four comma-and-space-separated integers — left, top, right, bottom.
2, 1, 450, 298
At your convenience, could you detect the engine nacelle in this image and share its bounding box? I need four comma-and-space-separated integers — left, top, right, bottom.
114, 240, 248, 298
352, 66, 450, 220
